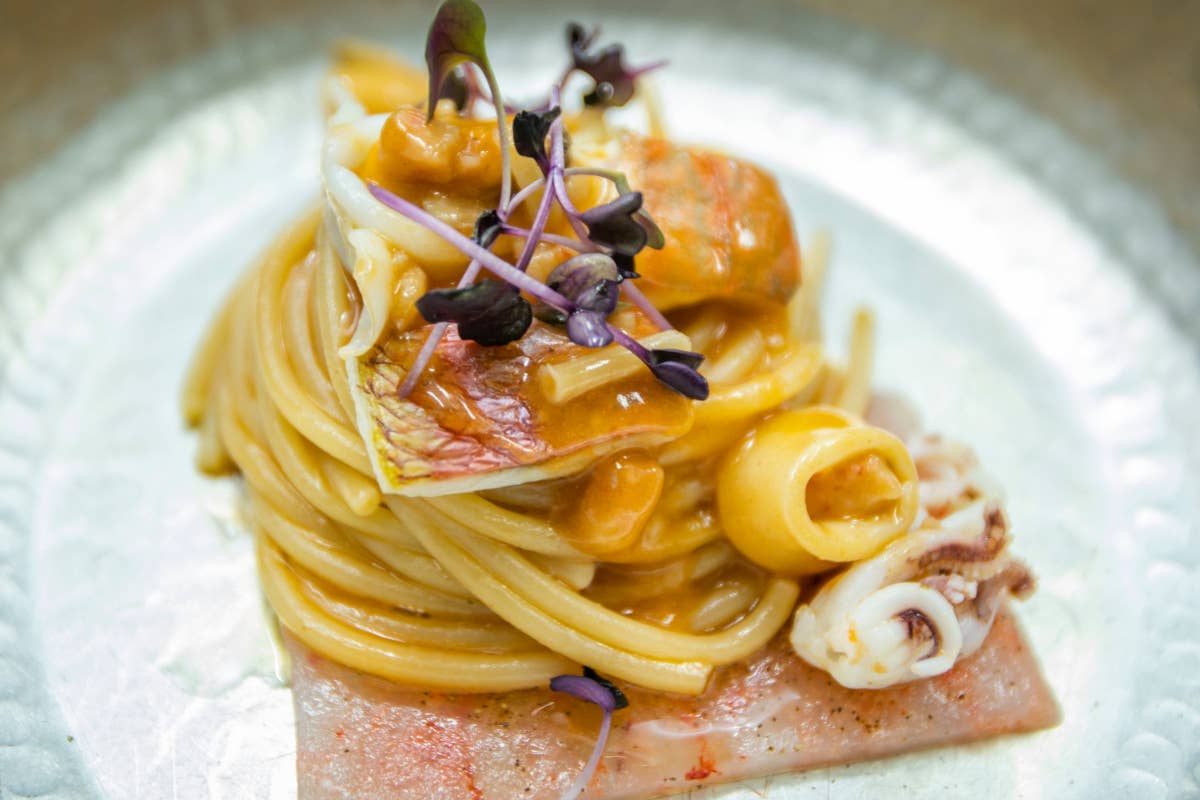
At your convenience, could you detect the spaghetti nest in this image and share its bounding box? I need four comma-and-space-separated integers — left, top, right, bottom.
180, 202, 901, 695
180, 45, 909, 695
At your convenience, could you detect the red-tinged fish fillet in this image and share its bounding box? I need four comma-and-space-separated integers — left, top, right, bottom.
288, 611, 1058, 799
350, 320, 693, 496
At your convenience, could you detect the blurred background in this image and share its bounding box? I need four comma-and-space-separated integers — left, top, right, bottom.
3, 0, 1199, 255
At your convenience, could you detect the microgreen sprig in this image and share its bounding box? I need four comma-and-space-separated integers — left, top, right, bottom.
375, 0, 707, 401
368, 181, 708, 400
567, 23, 667, 109
425, 0, 513, 207
550, 667, 629, 799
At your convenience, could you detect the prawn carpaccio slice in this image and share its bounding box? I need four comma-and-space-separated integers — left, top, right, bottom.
289, 611, 1058, 799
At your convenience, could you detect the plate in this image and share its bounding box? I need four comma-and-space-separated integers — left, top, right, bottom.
1, 2, 1198, 798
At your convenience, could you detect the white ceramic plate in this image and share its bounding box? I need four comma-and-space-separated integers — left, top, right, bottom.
2, 2, 1198, 798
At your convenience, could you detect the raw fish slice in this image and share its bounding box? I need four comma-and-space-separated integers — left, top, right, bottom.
290, 611, 1058, 800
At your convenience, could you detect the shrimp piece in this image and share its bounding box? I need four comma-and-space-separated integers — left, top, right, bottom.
580, 132, 802, 310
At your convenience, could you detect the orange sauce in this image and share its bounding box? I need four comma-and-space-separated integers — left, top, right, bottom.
806, 453, 903, 521
566, 451, 664, 557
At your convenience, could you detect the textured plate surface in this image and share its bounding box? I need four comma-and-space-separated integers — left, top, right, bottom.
1, 2, 1199, 799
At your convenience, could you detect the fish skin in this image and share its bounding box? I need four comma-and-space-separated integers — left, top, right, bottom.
350, 322, 694, 496
289, 611, 1058, 799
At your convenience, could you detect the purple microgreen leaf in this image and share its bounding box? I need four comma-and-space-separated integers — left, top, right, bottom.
647, 360, 709, 400
579, 192, 648, 256
612, 252, 639, 280
551, 669, 624, 800
513, 107, 561, 174
473, 209, 503, 249
424, 0, 513, 206
647, 348, 709, 399
649, 348, 705, 370
546, 253, 619, 313
425, 0, 491, 119
563, 167, 665, 251
566, 22, 662, 108
606, 324, 707, 399
566, 310, 613, 348
566, 22, 601, 54
583, 666, 629, 710
416, 279, 532, 346
550, 672, 619, 713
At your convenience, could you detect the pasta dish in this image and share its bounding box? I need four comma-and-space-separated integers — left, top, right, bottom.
181, 3, 1057, 796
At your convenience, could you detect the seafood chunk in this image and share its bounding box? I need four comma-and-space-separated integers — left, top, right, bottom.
581, 132, 802, 310
349, 320, 694, 496
791, 435, 1033, 688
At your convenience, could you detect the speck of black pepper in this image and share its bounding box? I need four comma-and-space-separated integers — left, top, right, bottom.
67, 736, 75, 743
343, 748, 349, 753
